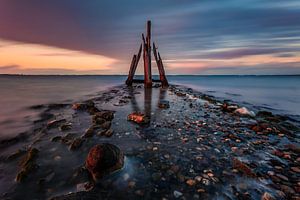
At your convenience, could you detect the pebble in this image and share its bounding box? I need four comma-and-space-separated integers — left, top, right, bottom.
186, 179, 196, 186
173, 190, 183, 198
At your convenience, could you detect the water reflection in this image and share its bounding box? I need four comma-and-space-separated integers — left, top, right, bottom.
128, 87, 167, 121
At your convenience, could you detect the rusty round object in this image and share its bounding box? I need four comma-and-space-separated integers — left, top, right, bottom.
85, 143, 124, 181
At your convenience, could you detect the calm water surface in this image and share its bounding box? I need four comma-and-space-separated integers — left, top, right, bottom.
0, 75, 299, 138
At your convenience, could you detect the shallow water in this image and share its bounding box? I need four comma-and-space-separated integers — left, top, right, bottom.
0, 75, 299, 139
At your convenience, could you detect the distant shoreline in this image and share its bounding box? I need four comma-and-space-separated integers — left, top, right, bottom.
1, 74, 300, 76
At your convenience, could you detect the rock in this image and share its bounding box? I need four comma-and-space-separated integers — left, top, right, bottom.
76, 182, 94, 192
85, 143, 124, 181
97, 129, 113, 137
291, 167, 300, 173
51, 136, 62, 142
232, 158, 256, 177
127, 112, 150, 124
69, 138, 83, 151
72, 101, 94, 111
82, 127, 94, 138
175, 91, 186, 97
261, 192, 275, 200
47, 119, 67, 129
158, 100, 170, 109
222, 103, 238, 113
59, 123, 72, 131
95, 111, 114, 121
6, 149, 26, 161
256, 111, 273, 118
285, 144, 300, 154
234, 107, 255, 117
186, 179, 196, 186
100, 121, 111, 130
173, 190, 183, 198
92, 115, 106, 125
16, 148, 39, 182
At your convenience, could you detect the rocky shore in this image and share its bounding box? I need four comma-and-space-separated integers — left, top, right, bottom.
0, 83, 299, 200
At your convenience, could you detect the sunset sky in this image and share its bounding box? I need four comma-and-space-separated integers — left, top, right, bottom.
0, 0, 300, 75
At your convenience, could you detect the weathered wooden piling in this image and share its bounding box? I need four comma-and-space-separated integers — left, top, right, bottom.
153, 42, 169, 88
126, 20, 168, 88
126, 44, 142, 86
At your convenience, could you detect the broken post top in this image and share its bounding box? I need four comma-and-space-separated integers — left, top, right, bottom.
126, 20, 169, 88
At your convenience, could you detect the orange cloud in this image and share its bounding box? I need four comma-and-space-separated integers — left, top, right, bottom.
0, 40, 118, 73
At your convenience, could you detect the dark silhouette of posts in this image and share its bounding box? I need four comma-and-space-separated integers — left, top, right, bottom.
126, 20, 168, 88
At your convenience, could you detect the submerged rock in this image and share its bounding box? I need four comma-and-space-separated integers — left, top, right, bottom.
16, 148, 39, 182
85, 143, 124, 181
127, 112, 150, 124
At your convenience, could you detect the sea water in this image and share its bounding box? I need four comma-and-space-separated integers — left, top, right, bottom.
0, 75, 299, 138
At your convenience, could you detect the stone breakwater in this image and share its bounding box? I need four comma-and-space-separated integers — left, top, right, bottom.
0, 84, 299, 200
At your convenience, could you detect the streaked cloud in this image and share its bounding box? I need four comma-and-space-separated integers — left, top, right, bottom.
0, 0, 299, 74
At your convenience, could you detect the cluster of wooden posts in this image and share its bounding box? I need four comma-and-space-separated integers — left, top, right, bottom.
126, 20, 169, 88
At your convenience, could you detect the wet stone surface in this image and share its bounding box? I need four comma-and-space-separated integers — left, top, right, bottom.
0, 83, 299, 200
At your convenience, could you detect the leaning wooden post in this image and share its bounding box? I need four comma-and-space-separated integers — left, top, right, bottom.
126, 44, 142, 86
143, 20, 152, 88
126, 55, 137, 86
153, 42, 169, 88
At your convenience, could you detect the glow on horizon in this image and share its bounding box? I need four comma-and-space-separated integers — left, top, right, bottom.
0, 40, 118, 74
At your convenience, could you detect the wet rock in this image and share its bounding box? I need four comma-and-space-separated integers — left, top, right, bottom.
175, 91, 186, 97
72, 101, 94, 111
234, 107, 255, 117
100, 121, 111, 130
291, 167, 300, 173
222, 103, 238, 113
59, 123, 72, 131
186, 179, 196, 186
93, 110, 114, 121
69, 138, 84, 151
76, 182, 94, 192
61, 133, 77, 145
173, 190, 183, 198
92, 115, 106, 125
47, 119, 67, 129
82, 127, 94, 138
16, 148, 39, 182
127, 112, 150, 124
97, 129, 114, 137
85, 143, 124, 181
232, 158, 256, 177
6, 149, 26, 161
284, 144, 300, 154
158, 100, 170, 109
256, 111, 274, 118
51, 136, 62, 142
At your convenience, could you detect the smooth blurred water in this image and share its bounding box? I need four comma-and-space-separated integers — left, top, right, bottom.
0, 75, 299, 138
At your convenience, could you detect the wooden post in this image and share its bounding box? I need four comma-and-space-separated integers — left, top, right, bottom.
126, 44, 142, 86
143, 20, 152, 88
126, 55, 137, 86
153, 42, 169, 88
